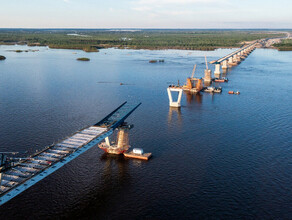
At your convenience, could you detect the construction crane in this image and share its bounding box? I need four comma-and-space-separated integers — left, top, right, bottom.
191, 64, 197, 79
205, 55, 209, 70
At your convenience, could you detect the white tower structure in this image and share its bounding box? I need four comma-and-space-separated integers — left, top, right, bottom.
167, 87, 183, 108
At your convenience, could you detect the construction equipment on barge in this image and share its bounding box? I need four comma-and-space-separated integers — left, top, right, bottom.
99, 123, 133, 154
182, 65, 203, 93
0, 102, 141, 206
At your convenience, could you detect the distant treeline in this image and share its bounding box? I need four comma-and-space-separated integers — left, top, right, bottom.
0, 29, 285, 51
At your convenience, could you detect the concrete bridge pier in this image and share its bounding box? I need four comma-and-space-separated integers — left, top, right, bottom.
237, 52, 242, 61
232, 55, 239, 65
214, 63, 221, 75
167, 87, 183, 108
222, 60, 228, 69
228, 57, 234, 67
204, 69, 212, 82
240, 50, 246, 59
246, 47, 252, 54
243, 49, 249, 55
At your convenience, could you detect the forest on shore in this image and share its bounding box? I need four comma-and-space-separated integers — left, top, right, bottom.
0, 29, 287, 52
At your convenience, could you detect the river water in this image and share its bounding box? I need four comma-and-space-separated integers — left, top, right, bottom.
0, 45, 291, 219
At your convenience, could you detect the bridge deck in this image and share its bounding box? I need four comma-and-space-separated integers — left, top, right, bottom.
210, 41, 258, 64
0, 102, 141, 206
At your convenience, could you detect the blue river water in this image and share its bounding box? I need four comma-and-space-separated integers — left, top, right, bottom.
0, 45, 291, 219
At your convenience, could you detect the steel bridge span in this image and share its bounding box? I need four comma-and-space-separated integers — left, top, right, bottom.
0, 102, 141, 206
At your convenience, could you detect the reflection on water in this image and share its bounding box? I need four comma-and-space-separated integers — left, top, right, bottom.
204, 81, 212, 87
168, 106, 182, 124
185, 92, 203, 104
100, 153, 130, 180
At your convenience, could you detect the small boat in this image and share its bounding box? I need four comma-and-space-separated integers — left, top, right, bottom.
203, 86, 215, 93
204, 86, 222, 93
228, 91, 240, 94
214, 87, 222, 93
214, 77, 228, 83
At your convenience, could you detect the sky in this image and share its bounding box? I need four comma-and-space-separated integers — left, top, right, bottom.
0, 0, 291, 29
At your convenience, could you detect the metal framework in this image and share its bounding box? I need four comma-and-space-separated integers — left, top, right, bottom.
0, 102, 141, 206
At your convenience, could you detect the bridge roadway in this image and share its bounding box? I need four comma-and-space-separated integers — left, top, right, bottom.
209, 41, 260, 75
0, 102, 141, 206
210, 41, 258, 64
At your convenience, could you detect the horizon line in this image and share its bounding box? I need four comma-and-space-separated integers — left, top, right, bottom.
0, 28, 291, 30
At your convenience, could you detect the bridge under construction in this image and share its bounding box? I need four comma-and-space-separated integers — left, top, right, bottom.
0, 102, 141, 206
166, 40, 260, 107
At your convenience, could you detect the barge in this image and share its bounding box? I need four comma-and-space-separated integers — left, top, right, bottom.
124, 150, 152, 160
214, 77, 228, 83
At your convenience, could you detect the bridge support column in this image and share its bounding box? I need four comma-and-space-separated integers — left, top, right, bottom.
167, 87, 183, 108
228, 57, 233, 64
233, 55, 238, 65
117, 128, 128, 149
239, 51, 245, 59
222, 60, 228, 69
214, 64, 221, 75
204, 69, 212, 82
